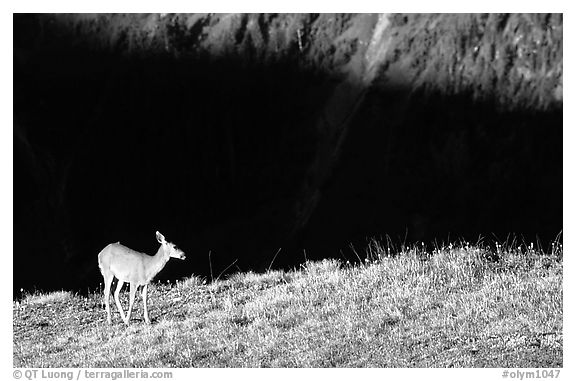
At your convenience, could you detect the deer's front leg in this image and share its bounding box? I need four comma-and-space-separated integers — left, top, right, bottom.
142, 284, 150, 324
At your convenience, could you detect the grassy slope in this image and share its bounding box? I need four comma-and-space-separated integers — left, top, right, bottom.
13, 242, 562, 368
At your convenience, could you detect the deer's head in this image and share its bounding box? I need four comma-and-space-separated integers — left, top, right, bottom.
156, 231, 186, 260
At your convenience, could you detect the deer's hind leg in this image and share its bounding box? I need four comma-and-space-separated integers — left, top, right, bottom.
102, 271, 114, 324
114, 280, 127, 324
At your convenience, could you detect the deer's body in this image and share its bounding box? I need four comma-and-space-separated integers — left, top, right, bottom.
99, 243, 171, 286
98, 231, 186, 325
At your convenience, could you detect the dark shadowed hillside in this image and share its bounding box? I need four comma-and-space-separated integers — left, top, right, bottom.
13, 13, 562, 293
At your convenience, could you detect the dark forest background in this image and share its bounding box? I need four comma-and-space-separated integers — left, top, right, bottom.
13, 14, 562, 295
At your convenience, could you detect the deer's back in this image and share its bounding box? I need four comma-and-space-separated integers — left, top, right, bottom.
98, 243, 150, 284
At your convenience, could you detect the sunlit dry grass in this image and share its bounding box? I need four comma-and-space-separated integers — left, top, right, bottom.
13, 240, 562, 367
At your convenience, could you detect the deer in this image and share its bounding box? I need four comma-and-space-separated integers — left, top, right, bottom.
97, 231, 186, 325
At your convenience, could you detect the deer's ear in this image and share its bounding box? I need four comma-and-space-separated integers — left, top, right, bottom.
156, 231, 165, 243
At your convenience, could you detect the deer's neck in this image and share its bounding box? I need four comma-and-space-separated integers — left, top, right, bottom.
145, 245, 171, 282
